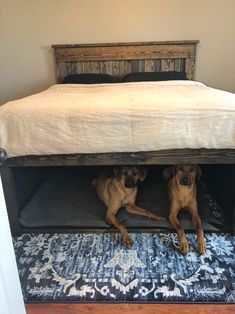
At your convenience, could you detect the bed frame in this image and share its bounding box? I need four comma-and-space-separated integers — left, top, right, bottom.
1, 40, 235, 236
1, 40, 235, 167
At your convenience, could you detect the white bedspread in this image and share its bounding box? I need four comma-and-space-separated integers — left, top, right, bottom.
0, 81, 235, 157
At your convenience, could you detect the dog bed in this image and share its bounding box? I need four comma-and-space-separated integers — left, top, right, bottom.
19, 167, 226, 231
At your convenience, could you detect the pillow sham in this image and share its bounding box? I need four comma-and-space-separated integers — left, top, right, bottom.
122, 71, 188, 82
62, 73, 120, 84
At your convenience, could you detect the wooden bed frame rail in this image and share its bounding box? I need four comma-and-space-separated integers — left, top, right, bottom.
1, 148, 235, 167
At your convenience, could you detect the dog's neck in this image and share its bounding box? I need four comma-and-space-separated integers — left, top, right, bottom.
169, 177, 197, 207
121, 184, 137, 194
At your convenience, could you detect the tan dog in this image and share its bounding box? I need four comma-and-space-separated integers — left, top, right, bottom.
163, 165, 206, 255
93, 165, 165, 245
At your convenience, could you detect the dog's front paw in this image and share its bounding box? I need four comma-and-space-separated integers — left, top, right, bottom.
122, 236, 132, 246
180, 240, 189, 255
197, 239, 206, 255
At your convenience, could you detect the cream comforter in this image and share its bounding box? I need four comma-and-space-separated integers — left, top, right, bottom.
0, 81, 235, 157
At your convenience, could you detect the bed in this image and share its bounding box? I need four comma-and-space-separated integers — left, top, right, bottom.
1, 40, 235, 166
0, 40, 235, 235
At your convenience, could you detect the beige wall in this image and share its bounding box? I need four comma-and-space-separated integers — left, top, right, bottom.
1, 0, 235, 104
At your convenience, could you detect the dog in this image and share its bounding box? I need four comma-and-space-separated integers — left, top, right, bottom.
93, 165, 165, 245
163, 165, 206, 255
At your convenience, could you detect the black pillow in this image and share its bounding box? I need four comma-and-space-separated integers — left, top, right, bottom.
62, 73, 120, 84
122, 71, 188, 82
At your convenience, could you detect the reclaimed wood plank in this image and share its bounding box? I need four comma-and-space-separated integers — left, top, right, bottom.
52, 40, 200, 48
3, 149, 235, 167
53, 44, 196, 62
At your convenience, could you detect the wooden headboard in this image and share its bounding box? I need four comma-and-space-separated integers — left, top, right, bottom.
52, 40, 199, 83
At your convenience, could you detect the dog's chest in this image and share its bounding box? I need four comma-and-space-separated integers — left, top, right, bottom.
176, 186, 195, 207
121, 189, 137, 205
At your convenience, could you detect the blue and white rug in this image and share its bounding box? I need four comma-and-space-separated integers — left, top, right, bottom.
13, 232, 235, 303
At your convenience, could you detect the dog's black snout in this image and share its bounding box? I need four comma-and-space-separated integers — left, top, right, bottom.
124, 179, 136, 188
181, 176, 189, 186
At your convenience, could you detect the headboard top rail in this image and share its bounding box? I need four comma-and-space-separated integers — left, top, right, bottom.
52, 40, 199, 48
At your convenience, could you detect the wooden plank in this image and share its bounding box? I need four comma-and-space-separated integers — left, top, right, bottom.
56, 62, 66, 82
144, 60, 155, 72
185, 57, 196, 80
153, 59, 162, 71
161, 59, 171, 71
53, 44, 195, 62
137, 60, 145, 72
169, 58, 175, 71
52, 40, 200, 48
25, 303, 235, 314
3, 149, 235, 167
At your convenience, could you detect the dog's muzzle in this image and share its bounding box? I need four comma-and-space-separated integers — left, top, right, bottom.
180, 176, 191, 186
124, 179, 136, 188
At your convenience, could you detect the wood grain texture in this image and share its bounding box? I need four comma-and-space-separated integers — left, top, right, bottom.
4, 149, 235, 167
25, 303, 235, 314
52, 40, 199, 82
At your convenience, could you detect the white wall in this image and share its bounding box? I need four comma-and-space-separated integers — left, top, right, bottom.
0, 177, 26, 314
1, 0, 235, 104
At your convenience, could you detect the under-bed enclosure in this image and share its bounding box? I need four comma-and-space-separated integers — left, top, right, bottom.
0, 41, 235, 235
3, 165, 234, 235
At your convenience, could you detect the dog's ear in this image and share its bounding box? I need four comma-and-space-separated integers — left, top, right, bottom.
196, 165, 202, 180
163, 166, 176, 180
138, 167, 147, 182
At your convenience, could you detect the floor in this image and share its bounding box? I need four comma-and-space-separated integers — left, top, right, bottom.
25, 303, 235, 314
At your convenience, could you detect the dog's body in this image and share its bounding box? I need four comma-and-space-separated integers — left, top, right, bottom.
163, 165, 206, 255
93, 166, 165, 245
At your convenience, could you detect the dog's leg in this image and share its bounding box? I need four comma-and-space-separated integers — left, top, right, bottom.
169, 205, 189, 255
125, 205, 166, 221
105, 208, 132, 246
189, 202, 206, 254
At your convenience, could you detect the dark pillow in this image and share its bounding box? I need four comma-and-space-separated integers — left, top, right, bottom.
62, 73, 120, 84
122, 71, 188, 82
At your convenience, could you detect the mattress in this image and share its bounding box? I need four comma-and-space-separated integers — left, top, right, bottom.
0, 80, 235, 158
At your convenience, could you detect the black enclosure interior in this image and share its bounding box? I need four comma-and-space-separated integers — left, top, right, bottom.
5, 165, 235, 235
